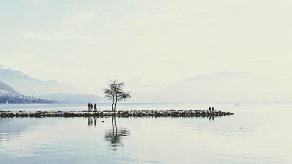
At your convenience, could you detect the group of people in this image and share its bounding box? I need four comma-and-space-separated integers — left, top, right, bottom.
208, 106, 215, 112
88, 103, 97, 112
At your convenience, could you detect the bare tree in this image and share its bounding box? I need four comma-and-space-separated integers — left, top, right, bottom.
104, 80, 131, 112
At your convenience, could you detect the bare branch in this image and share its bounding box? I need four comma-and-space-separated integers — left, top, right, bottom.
103, 80, 131, 111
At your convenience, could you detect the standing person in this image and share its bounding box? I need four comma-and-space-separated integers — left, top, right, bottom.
88, 103, 91, 111
94, 104, 97, 112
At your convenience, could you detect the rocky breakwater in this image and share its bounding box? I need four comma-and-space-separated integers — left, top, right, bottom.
0, 109, 234, 118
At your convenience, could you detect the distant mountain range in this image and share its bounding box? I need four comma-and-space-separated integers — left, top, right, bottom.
0, 68, 80, 96
129, 72, 290, 103
0, 81, 51, 104
1, 66, 290, 104
0, 67, 102, 104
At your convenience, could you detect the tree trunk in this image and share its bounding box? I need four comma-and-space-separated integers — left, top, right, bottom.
111, 95, 115, 111
114, 94, 118, 112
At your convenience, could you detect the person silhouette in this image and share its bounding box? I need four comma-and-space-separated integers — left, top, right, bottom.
88, 103, 91, 111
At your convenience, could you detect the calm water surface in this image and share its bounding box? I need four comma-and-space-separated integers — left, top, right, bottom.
0, 103, 292, 163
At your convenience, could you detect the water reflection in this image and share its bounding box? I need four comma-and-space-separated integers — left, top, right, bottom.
208, 116, 215, 122
87, 117, 97, 126
86, 116, 130, 151
104, 117, 130, 151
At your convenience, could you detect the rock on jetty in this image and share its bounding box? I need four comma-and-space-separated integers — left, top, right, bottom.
0, 110, 234, 118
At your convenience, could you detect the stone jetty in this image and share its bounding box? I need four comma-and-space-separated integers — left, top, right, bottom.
0, 109, 234, 118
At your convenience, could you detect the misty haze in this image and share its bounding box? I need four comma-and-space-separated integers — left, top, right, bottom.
1, 0, 292, 163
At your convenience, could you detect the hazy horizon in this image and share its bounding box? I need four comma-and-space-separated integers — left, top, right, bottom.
1, 67, 291, 103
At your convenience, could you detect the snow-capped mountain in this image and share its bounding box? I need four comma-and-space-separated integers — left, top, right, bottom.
0, 66, 102, 103
0, 81, 19, 96
0, 81, 51, 104
0, 67, 81, 96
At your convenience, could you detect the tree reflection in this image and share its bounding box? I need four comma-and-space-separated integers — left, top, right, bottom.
104, 117, 130, 151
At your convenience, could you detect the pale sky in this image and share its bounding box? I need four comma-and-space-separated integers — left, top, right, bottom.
1, 0, 291, 93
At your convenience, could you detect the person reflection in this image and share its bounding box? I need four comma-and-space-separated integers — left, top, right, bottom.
88, 117, 93, 126
104, 116, 130, 151
208, 116, 215, 122
88, 117, 97, 127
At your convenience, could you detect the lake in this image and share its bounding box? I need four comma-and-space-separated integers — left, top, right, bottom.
0, 103, 291, 163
